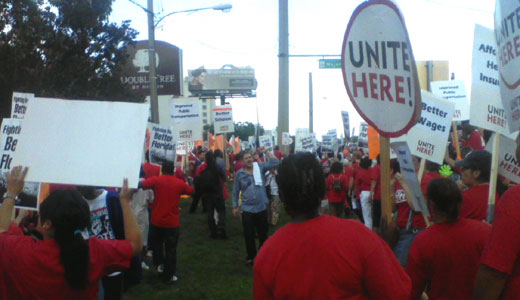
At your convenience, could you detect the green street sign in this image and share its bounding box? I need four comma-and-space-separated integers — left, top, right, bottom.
319, 59, 341, 69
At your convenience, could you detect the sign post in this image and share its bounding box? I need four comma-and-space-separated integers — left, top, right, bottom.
342, 0, 421, 225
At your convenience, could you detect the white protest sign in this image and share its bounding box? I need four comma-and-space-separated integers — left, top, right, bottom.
470, 24, 510, 135
430, 80, 470, 121
175, 142, 187, 155
213, 105, 234, 134
486, 132, 520, 183
327, 129, 337, 139
282, 132, 293, 145
341, 111, 350, 139
495, 1, 520, 132
149, 123, 175, 164
11, 98, 149, 188
321, 135, 334, 152
359, 123, 369, 144
170, 100, 202, 141
0, 118, 40, 210
392, 91, 454, 164
300, 133, 317, 153
342, 0, 421, 137
259, 135, 274, 153
390, 141, 430, 217
248, 136, 256, 149
295, 128, 309, 151
11, 92, 34, 119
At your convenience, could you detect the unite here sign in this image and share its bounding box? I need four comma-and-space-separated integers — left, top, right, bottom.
342, 0, 421, 138
495, 1, 520, 132
471, 24, 511, 135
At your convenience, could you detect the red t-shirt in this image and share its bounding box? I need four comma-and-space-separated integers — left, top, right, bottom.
141, 175, 194, 228
462, 130, 485, 150
326, 174, 349, 204
343, 165, 352, 186
142, 162, 161, 179
480, 185, 520, 299
460, 184, 497, 221
234, 161, 244, 172
355, 168, 372, 193
406, 218, 491, 300
253, 216, 411, 300
370, 165, 381, 201
0, 227, 133, 300
395, 182, 426, 229
274, 150, 284, 160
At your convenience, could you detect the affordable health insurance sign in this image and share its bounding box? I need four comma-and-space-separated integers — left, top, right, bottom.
342, 0, 421, 137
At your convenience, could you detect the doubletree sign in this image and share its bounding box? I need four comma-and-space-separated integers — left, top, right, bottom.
341, 0, 421, 137
120, 40, 183, 96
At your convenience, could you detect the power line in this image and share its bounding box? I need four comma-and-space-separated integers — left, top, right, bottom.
127, 0, 149, 13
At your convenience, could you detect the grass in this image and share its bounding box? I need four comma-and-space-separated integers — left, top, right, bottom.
124, 186, 290, 300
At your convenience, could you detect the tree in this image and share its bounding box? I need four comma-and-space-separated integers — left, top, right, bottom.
0, 0, 139, 118
233, 121, 264, 141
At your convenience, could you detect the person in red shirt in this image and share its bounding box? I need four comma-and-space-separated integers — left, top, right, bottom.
253, 153, 411, 300
0, 167, 141, 300
406, 177, 492, 300
455, 150, 496, 221
461, 124, 485, 150
420, 161, 442, 220
474, 135, 520, 300
348, 151, 363, 222
355, 157, 373, 229
273, 145, 284, 161
142, 151, 161, 179
325, 162, 349, 217
370, 156, 381, 232
140, 161, 193, 283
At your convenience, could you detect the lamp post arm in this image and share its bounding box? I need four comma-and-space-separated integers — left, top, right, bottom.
155, 6, 213, 27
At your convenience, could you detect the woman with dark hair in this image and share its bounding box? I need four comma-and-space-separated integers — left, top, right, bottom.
406, 177, 491, 300
0, 167, 142, 299
325, 161, 349, 217
194, 151, 228, 239
253, 153, 411, 299
188, 68, 207, 92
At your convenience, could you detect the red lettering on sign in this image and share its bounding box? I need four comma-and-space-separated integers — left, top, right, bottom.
352, 73, 368, 97
395, 76, 405, 104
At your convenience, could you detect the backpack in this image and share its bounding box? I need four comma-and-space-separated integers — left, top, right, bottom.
331, 175, 343, 192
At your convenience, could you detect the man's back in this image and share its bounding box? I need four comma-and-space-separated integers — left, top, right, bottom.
254, 215, 410, 300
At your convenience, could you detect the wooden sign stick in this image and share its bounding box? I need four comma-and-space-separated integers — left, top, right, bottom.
380, 136, 393, 225
487, 133, 500, 223
452, 121, 462, 159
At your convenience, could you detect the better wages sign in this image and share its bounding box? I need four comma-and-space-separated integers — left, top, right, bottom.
471, 24, 510, 135
393, 91, 454, 164
342, 0, 421, 137
495, 1, 520, 132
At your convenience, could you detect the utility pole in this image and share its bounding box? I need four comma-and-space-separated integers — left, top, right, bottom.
309, 72, 313, 133
147, 0, 159, 123
277, 0, 289, 152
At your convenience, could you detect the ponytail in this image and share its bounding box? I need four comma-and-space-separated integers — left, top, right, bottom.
40, 190, 91, 290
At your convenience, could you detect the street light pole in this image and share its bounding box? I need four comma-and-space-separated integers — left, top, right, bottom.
147, 0, 159, 123
141, 1, 232, 124
277, 0, 289, 152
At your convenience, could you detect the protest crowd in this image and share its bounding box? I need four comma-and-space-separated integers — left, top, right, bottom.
1, 1, 520, 300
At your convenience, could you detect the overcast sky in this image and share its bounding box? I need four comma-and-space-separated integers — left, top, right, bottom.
110, 0, 495, 138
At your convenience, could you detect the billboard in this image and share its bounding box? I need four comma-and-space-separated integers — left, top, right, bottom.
187, 66, 257, 97
120, 40, 183, 96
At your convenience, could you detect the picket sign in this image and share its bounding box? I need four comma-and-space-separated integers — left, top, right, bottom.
342, 0, 421, 223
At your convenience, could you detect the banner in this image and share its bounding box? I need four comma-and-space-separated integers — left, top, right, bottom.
495, 1, 520, 132
392, 91, 455, 164
11, 98, 148, 188
170, 100, 202, 142
149, 123, 175, 164
486, 133, 520, 183
0, 119, 40, 210
11, 92, 34, 119
187, 67, 257, 97
341, 111, 350, 139
259, 135, 274, 153
430, 80, 470, 121
390, 141, 430, 218
213, 105, 234, 134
